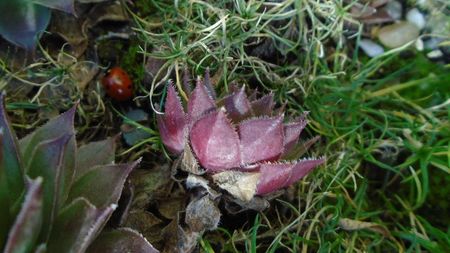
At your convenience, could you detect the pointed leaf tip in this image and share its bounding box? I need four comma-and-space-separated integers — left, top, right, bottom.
285, 157, 325, 186
187, 79, 216, 121
222, 86, 252, 122
239, 115, 284, 164
251, 93, 274, 117
283, 117, 308, 153
256, 158, 324, 195
157, 84, 186, 154
190, 110, 240, 171
203, 68, 217, 99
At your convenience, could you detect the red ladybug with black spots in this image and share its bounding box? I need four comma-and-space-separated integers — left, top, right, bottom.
102, 67, 133, 101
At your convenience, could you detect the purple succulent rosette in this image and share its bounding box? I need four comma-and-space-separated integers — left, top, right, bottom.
157, 72, 324, 203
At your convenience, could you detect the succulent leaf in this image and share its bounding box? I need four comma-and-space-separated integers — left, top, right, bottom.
190, 110, 241, 171
75, 136, 117, 180
284, 158, 325, 186
281, 136, 320, 160
157, 84, 186, 154
256, 158, 325, 195
0, 0, 74, 49
3, 177, 43, 253
20, 105, 76, 169
0, 1, 51, 50
187, 80, 216, 122
26, 134, 73, 240
255, 163, 293, 195
238, 116, 284, 164
221, 86, 252, 122
33, 0, 75, 14
0, 94, 25, 221
86, 228, 159, 253
202, 68, 217, 99
46, 198, 115, 253
283, 114, 308, 154
67, 161, 139, 208
250, 93, 274, 117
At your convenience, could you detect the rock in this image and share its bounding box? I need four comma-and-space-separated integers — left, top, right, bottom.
384, 1, 402, 20
377, 22, 420, 48
359, 39, 384, 57
427, 49, 443, 59
406, 8, 426, 29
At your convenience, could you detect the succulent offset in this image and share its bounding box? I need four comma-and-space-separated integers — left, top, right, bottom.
157, 72, 324, 202
0, 94, 158, 253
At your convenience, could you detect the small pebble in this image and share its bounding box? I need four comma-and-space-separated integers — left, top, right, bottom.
427, 49, 443, 59
406, 8, 426, 29
377, 21, 420, 48
384, 1, 402, 20
359, 39, 385, 57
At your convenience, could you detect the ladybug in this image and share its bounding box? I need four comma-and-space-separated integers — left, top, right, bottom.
101, 66, 133, 101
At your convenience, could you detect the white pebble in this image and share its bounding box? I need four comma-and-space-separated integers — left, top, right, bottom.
406, 8, 426, 29
377, 22, 420, 48
384, 1, 402, 20
359, 39, 385, 57
427, 49, 443, 59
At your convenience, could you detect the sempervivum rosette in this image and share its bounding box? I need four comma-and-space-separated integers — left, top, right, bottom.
157, 71, 324, 203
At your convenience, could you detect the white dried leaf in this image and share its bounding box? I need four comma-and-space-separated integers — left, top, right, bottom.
181, 142, 205, 175
212, 171, 260, 202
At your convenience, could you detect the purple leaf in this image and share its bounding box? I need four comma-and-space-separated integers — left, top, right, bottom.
20, 104, 77, 170
26, 134, 73, 240
67, 160, 139, 208
256, 158, 324, 195
238, 116, 284, 164
75, 136, 117, 181
187, 80, 216, 122
0, 93, 24, 212
203, 68, 217, 99
255, 163, 292, 195
3, 177, 43, 253
284, 158, 325, 186
283, 113, 308, 153
250, 93, 274, 117
86, 228, 159, 253
0, 2, 51, 50
47, 198, 115, 253
220, 86, 252, 122
182, 67, 192, 94
34, 0, 75, 14
157, 84, 186, 154
281, 135, 320, 160
190, 110, 240, 171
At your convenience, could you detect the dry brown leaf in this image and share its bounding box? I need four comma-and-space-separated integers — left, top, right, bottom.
339, 218, 391, 237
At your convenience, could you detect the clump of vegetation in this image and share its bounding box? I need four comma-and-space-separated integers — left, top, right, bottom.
0, 93, 157, 252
